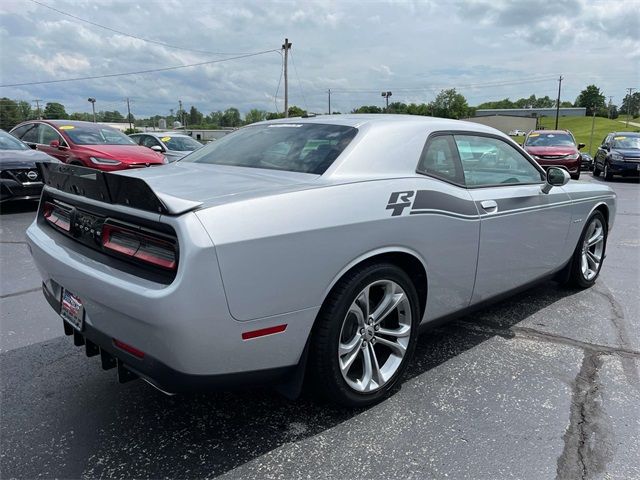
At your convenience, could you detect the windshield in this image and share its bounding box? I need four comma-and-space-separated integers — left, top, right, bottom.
525, 132, 575, 147
612, 135, 640, 149
0, 130, 29, 150
62, 124, 136, 145
161, 135, 203, 151
182, 123, 358, 174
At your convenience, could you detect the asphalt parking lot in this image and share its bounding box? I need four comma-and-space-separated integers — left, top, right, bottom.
1, 176, 638, 480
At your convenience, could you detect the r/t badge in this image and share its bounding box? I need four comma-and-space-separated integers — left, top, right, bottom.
386, 191, 415, 216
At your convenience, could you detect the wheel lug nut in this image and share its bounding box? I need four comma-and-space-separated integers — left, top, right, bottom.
375, 325, 380, 331
371, 338, 376, 344
360, 328, 365, 334
361, 341, 367, 348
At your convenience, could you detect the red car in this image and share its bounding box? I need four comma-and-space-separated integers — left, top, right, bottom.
9, 120, 166, 171
522, 130, 585, 180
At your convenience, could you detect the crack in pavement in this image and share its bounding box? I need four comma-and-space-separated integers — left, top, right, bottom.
0, 287, 42, 299
453, 321, 640, 359
556, 351, 614, 480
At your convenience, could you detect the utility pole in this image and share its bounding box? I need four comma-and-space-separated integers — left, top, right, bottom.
554, 75, 563, 129
328, 89, 331, 115
626, 87, 636, 128
282, 38, 292, 117
33, 99, 43, 119
126, 97, 133, 132
87, 98, 96, 122
607, 96, 613, 119
178, 99, 183, 127
588, 104, 597, 156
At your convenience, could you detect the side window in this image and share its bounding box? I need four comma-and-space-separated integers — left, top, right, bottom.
417, 135, 463, 184
129, 135, 142, 145
39, 124, 61, 145
141, 136, 161, 148
454, 135, 543, 187
11, 124, 31, 139
21, 124, 40, 144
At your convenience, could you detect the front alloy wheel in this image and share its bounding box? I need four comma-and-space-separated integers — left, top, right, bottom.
568, 211, 607, 288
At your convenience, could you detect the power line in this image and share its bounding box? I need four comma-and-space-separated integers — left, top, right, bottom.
329, 75, 560, 94
28, 0, 255, 57
289, 49, 308, 112
0, 49, 280, 88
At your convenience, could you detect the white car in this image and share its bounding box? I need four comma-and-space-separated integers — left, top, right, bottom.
508, 129, 527, 136
129, 132, 203, 162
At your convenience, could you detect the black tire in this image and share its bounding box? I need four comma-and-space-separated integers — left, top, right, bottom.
571, 170, 580, 180
593, 164, 601, 176
566, 211, 608, 288
309, 263, 420, 407
603, 163, 613, 181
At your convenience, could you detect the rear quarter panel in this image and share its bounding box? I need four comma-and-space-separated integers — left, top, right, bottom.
195, 178, 481, 323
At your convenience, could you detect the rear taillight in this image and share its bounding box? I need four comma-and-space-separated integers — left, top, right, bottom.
101, 223, 177, 270
43, 201, 71, 232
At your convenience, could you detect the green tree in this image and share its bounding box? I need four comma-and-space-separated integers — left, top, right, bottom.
245, 109, 267, 124
287, 105, 306, 117
43, 102, 68, 119
17, 100, 33, 121
207, 111, 224, 126
351, 105, 383, 114
429, 89, 470, 119
620, 92, 640, 117
221, 108, 242, 127
386, 102, 408, 114
575, 85, 606, 116
101, 110, 125, 123
188, 106, 203, 126
0, 97, 20, 130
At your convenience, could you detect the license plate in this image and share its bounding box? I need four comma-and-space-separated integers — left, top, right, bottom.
60, 289, 85, 331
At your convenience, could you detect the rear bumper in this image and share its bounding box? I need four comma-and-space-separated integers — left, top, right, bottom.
43, 280, 293, 392
26, 212, 317, 387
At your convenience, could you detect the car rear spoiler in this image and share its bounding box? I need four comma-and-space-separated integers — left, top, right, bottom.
37, 162, 202, 215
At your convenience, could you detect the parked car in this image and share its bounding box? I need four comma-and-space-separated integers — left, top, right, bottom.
580, 152, 594, 171
593, 132, 640, 180
10, 120, 166, 171
0, 129, 59, 203
129, 132, 203, 162
508, 129, 527, 136
522, 130, 585, 180
27, 115, 615, 407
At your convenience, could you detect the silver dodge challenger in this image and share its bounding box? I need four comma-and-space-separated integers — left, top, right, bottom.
27, 115, 616, 406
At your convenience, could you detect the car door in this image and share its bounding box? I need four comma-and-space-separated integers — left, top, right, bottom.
595, 134, 611, 170
36, 124, 70, 162
414, 134, 480, 320
453, 133, 573, 304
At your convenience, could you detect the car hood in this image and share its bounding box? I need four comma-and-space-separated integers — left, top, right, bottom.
115, 162, 320, 210
612, 148, 640, 158
524, 146, 578, 156
79, 144, 165, 164
0, 149, 58, 168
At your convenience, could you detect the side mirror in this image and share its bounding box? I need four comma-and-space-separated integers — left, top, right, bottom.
150, 145, 164, 152
49, 140, 59, 148
601, 145, 609, 151
541, 167, 570, 194
578, 143, 586, 150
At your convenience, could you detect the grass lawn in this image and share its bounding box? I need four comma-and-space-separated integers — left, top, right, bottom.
510, 116, 640, 156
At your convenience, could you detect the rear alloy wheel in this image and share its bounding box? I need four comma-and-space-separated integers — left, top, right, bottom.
310, 263, 420, 407
604, 163, 613, 181
568, 211, 607, 288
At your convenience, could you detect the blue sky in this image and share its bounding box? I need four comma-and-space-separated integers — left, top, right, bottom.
1, 0, 638, 117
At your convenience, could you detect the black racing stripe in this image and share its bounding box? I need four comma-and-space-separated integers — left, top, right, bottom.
411, 190, 478, 216
494, 193, 566, 212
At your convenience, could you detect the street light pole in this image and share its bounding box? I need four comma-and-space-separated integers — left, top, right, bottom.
381, 91, 392, 112
588, 105, 596, 157
87, 97, 96, 122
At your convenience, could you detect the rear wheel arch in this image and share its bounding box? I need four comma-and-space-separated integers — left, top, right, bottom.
320, 249, 428, 322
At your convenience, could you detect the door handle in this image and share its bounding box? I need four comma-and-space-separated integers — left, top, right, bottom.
480, 200, 498, 213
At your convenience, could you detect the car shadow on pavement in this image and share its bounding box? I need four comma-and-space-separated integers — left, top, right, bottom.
0, 279, 582, 479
